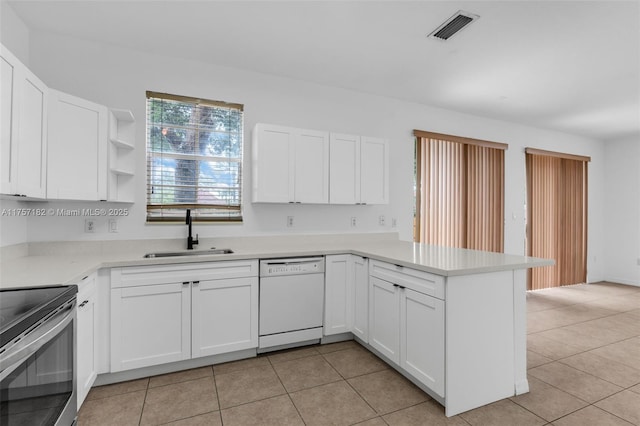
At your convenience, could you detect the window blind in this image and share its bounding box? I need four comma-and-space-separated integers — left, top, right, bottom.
526, 148, 589, 289
146, 91, 243, 222
414, 130, 506, 252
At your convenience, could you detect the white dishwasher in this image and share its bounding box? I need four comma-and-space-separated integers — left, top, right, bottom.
258, 257, 325, 352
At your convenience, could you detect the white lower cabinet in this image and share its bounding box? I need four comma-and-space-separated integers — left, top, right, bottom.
110, 260, 258, 372
368, 260, 445, 398
76, 274, 98, 407
368, 276, 401, 363
324, 254, 369, 340
192, 277, 258, 358
351, 255, 369, 342
401, 288, 445, 397
324, 255, 352, 335
111, 282, 191, 372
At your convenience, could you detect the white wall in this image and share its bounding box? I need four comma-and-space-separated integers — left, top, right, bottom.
0, 1, 29, 65
603, 136, 640, 285
0, 18, 610, 281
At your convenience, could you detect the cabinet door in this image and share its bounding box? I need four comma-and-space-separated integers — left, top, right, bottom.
352, 255, 369, 342
47, 89, 107, 200
1, 45, 48, 198
329, 133, 360, 204
324, 254, 352, 335
77, 275, 97, 408
192, 277, 258, 357
294, 128, 329, 203
401, 288, 445, 397
369, 276, 400, 363
252, 123, 294, 203
110, 282, 191, 372
16, 67, 48, 198
360, 136, 388, 204
0, 49, 17, 194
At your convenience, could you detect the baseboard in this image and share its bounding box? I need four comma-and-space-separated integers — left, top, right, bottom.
597, 278, 640, 287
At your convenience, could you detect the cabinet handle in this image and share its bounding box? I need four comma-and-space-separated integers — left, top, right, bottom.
192, 281, 200, 285
182, 281, 190, 286
78, 300, 89, 308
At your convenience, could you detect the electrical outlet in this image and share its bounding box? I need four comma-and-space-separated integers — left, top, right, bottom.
84, 219, 95, 233
109, 219, 118, 233
379, 215, 385, 226
287, 216, 294, 227
392, 218, 397, 228
350, 217, 357, 227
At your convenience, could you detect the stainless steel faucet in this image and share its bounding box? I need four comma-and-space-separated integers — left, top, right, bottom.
186, 209, 199, 250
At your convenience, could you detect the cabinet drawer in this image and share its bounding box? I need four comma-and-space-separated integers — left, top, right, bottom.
111, 260, 258, 288
369, 260, 445, 300
77, 274, 97, 299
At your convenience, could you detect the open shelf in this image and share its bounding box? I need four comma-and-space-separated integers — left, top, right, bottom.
110, 167, 134, 176
110, 108, 135, 122
108, 109, 136, 202
110, 138, 134, 150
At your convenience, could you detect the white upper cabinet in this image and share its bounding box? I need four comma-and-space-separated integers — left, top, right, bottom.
47, 89, 108, 200
253, 123, 387, 205
329, 133, 360, 204
329, 133, 389, 205
1, 44, 48, 198
360, 136, 389, 204
252, 123, 329, 203
0, 52, 14, 194
294, 128, 330, 203
252, 124, 294, 203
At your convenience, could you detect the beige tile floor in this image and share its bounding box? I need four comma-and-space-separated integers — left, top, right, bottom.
79, 281, 640, 425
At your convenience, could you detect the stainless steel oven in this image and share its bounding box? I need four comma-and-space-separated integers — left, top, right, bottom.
1, 285, 77, 426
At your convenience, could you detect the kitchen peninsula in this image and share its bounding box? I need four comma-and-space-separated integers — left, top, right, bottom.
0, 233, 553, 416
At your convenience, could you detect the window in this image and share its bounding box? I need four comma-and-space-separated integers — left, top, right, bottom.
146, 91, 243, 222
414, 130, 507, 252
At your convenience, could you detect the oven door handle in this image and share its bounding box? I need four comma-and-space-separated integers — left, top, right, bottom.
0, 303, 75, 381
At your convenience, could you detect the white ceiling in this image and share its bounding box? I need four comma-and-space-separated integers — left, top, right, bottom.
8, 0, 640, 141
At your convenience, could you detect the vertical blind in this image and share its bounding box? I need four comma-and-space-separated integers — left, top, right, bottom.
414, 130, 506, 252
146, 91, 243, 222
526, 148, 589, 290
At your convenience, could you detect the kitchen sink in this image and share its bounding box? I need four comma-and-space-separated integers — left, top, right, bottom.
143, 248, 234, 258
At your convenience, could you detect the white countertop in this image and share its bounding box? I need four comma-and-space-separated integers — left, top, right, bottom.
0, 234, 553, 289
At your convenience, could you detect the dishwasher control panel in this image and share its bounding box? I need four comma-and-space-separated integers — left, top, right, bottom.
260, 257, 325, 276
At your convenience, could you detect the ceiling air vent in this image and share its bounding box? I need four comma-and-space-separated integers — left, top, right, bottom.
428, 10, 479, 41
